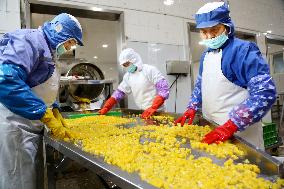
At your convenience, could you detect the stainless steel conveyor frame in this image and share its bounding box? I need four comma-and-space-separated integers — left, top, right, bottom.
44, 109, 284, 189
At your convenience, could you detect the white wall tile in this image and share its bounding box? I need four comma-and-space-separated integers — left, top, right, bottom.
38, 0, 284, 38
0, 11, 20, 32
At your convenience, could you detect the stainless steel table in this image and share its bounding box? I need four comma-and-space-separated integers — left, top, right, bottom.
45, 109, 284, 189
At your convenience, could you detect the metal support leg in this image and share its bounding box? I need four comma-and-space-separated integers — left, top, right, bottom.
280, 104, 284, 125
46, 145, 56, 189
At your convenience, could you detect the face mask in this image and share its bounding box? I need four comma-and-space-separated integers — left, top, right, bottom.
127, 64, 137, 73
56, 44, 67, 57
200, 31, 229, 49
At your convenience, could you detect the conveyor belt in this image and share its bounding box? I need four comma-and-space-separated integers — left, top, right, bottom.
44, 109, 284, 189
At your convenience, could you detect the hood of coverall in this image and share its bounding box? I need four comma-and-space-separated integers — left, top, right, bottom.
119, 48, 143, 71
42, 13, 84, 50
195, 2, 235, 38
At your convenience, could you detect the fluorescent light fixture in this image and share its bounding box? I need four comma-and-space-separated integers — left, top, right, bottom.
163, 0, 174, 6
102, 44, 108, 48
91, 7, 103, 11
266, 30, 272, 34
93, 56, 98, 59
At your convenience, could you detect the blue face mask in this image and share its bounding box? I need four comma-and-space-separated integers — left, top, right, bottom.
200, 32, 229, 49
56, 44, 67, 57
127, 64, 137, 73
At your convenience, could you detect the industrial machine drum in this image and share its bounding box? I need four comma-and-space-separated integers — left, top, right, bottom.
67, 63, 105, 100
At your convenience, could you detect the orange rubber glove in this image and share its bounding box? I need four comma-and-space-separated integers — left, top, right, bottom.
141, 95, 165, 119
202, 119, 238, 144
98, 97, 117, 115
174, 109, 196, 126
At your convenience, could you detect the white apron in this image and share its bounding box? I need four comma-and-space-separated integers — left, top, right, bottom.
201, 50, 264, 149
0, 66, 59, 189
127, 70, 165, 111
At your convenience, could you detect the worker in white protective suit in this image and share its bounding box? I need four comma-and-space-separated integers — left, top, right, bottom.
0, 13, 83, 188
99, 48, 170, 119
175, 2, 277, 149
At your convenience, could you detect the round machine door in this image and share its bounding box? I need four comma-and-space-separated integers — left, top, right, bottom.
67, 63, 105, 101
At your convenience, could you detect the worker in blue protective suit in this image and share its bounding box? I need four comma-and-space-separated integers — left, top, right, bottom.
175, 2, 276, 149
0, 13, 83, 189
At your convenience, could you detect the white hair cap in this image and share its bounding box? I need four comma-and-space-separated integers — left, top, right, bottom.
119, 48, 143, 70
196, 2, 224, 14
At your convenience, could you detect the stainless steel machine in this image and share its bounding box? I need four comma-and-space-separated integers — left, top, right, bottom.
57, 58, 114, 111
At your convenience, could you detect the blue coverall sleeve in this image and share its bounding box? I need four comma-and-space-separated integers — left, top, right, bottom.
229, 43, 277, 131
0, 64, 46, 120
52, 101, 60, 109
187, 75, 202, 111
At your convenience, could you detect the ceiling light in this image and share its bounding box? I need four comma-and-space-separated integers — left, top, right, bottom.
102, 44, 108, 48
91, 7, 103, 11
93, 56, 98, 59
163, 0, 174, 6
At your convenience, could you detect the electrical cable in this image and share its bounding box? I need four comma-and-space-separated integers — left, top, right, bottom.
168, 74, 181, 113
169, 74, 180, 89
175, 75, 178, 113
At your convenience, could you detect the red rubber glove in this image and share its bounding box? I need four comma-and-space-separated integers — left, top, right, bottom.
174, 109, 196, 126
202, 119, 238, 144
141, 95, 165, 119
98, 97, 117, 115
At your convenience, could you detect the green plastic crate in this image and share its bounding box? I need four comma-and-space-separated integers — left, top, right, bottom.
67, 111, 122, 119
262, 122, 278, 148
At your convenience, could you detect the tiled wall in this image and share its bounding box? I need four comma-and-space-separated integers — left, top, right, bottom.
1, 0, 284, 113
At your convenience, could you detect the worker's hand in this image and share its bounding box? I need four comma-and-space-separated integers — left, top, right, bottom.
141, 95, 165, 119
98, 97, 117, 115
141, 107, 156, 119
98, 108, 109, 115
202, 119, 238, 144
174, 109, 196, 126
52, 108, 68, 127
40, 109, 71, 139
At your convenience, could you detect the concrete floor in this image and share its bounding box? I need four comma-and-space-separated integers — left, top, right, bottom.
56, 170, 107, 189
45, 161, 109, 189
